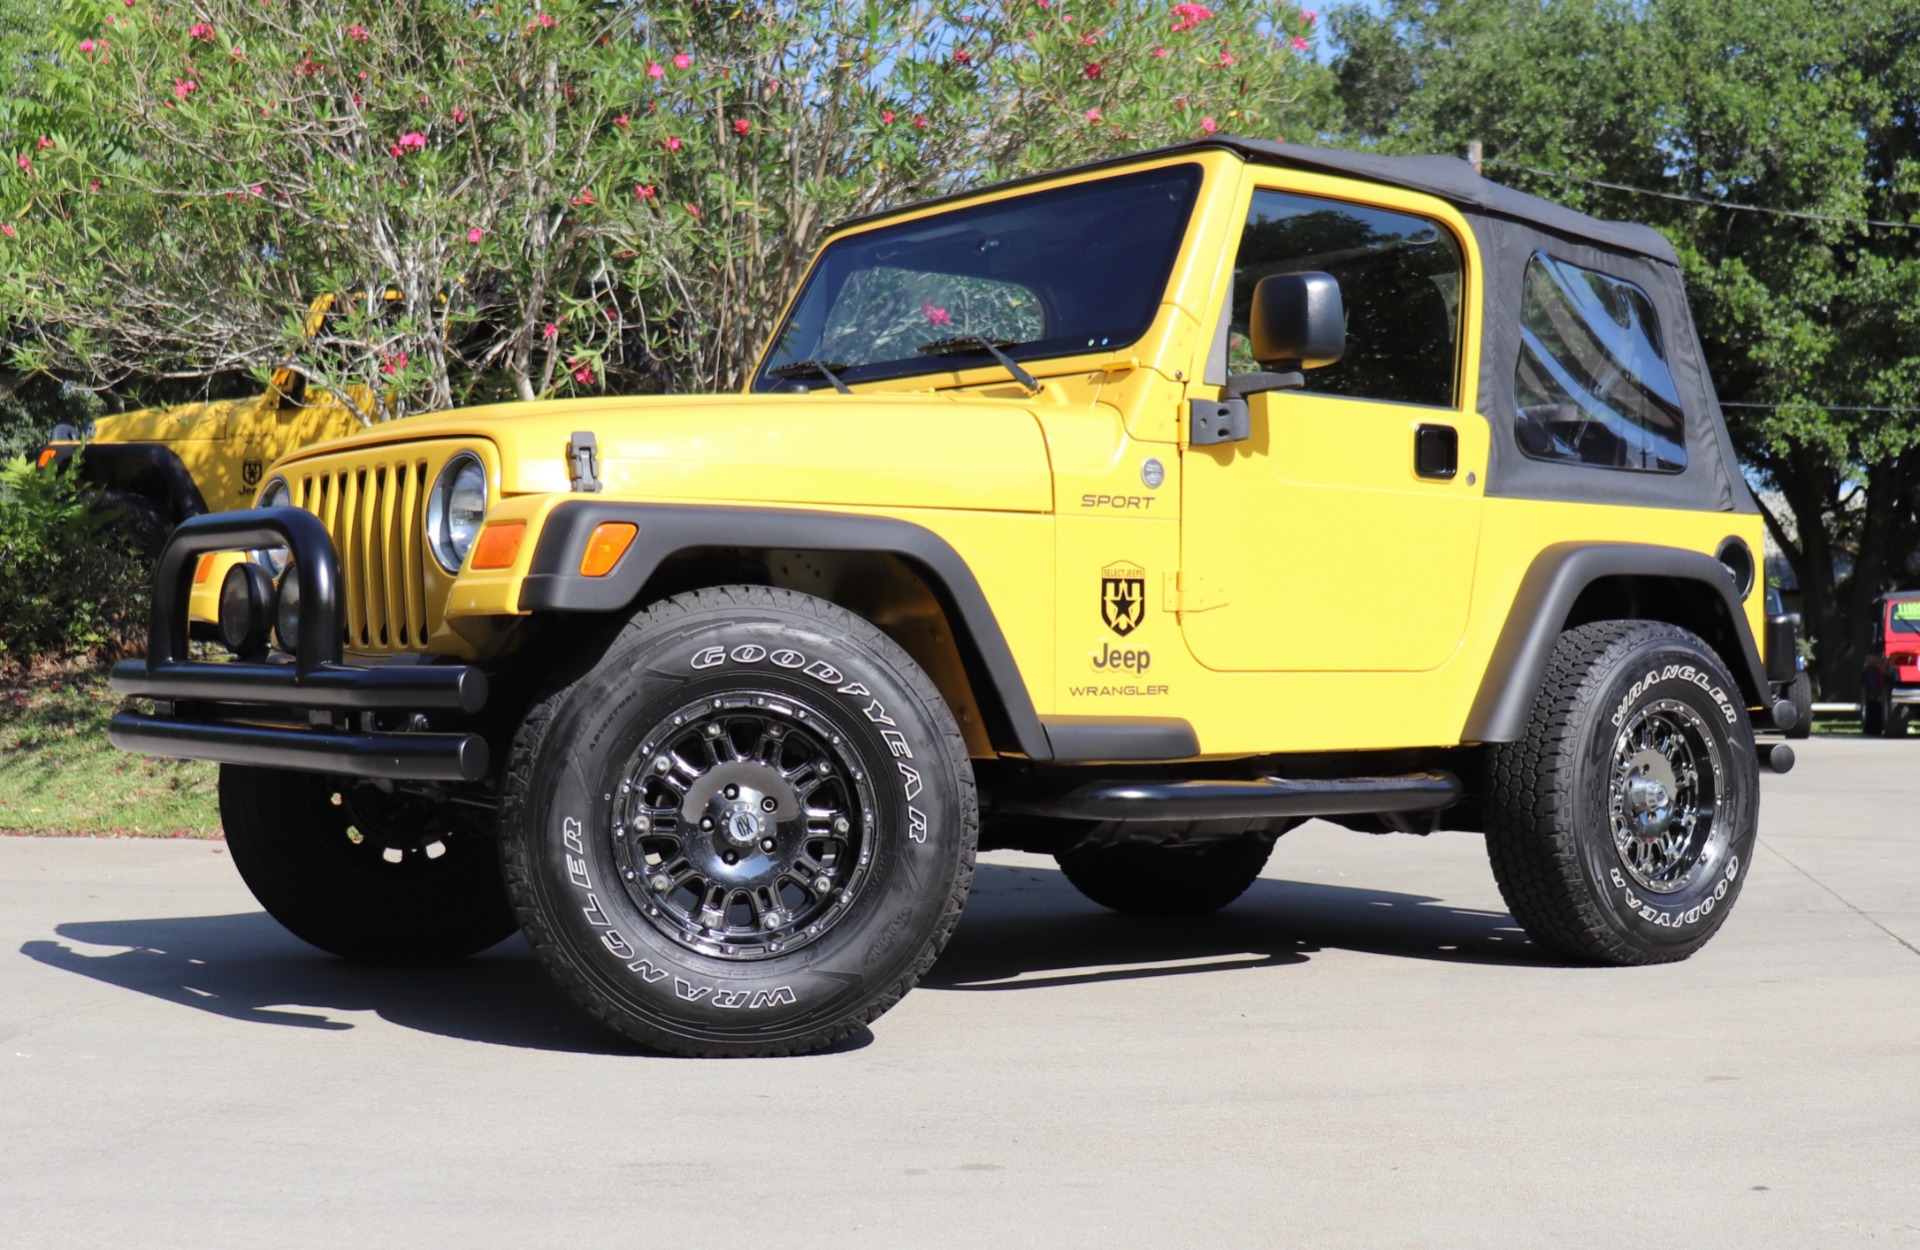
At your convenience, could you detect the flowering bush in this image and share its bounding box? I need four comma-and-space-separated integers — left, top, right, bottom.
2, 0, 1326, 407
0, 455, 146, 669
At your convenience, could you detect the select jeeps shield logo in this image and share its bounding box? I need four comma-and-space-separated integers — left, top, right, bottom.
241, 459, 264, 490
1101, 561, 1146, 636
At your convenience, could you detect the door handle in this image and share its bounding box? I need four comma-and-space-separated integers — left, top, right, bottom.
1415, 424, 1458, 480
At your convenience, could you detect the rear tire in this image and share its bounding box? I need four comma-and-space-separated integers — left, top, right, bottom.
1056, 831, 1276, 917
1484, 621, 1759, 965
219, 765, 517, 963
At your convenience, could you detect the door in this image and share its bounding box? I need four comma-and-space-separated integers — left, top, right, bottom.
1180, 184, 1484, 673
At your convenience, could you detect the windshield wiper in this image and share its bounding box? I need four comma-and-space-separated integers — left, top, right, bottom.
916, 335, 1042, 395
768, 359, 853, 395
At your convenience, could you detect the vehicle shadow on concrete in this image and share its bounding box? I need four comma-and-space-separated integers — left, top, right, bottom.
16, 915, 720, 1056
924, 861, 1543, 991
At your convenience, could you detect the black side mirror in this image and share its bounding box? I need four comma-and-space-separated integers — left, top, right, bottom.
1249, 271, 1345, 371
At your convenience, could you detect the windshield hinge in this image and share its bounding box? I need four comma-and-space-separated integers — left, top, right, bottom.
567, 430, 603, 493
1162, 570, 1229, 615
1188, 397, 1249, 446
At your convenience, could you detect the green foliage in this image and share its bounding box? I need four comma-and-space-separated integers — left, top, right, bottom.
0, 454, 146, 667
2, 0, 1330, 406
1330, 0, 1920, 695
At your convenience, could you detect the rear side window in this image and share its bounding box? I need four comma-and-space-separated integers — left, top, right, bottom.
1228, 190, 1463, 407
1514, 252, 1686, 473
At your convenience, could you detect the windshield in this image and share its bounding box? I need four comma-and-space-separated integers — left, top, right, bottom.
754, 164, 1203, 391
1890, 601, 1920, 636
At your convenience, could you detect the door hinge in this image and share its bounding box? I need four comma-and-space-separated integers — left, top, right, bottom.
1163, 570, 1229, 614
1188, 397, 1250, 446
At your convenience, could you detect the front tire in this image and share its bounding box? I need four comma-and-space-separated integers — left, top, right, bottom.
219, 765, 518, 963
1484, 621, 1759, 965
499, 587, 977, 1057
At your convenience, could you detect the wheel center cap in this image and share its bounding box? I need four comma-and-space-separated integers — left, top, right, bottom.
722, 806, 763, 847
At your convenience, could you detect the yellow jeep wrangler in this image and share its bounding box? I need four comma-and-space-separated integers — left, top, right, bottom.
108, 140, 1802, 1056
33, 296, 373, 554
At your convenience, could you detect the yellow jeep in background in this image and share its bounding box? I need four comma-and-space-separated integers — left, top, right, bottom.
33, 296, 374, 553
108, 139, 1803, 1056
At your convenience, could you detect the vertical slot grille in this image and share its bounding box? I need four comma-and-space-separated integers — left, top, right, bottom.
295, 456, 432, 652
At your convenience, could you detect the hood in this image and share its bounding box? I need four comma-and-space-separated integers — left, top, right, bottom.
278, 393, 1060, 513
92, 399, 242, 443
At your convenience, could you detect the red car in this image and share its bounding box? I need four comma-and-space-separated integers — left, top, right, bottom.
1863, 591, 1920, 737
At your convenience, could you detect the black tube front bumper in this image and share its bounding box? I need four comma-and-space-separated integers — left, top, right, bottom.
108, 509, 491, 783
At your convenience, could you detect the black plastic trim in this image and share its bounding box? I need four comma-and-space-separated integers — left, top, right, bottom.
1463, 542, 1772, 743
1041, 716, 1199, 761
1764, 613, 1799, 686
109, 711, 488, 782
43, 442, 211, 522
999, 770, 1461, 823
519, 501, 1054, 761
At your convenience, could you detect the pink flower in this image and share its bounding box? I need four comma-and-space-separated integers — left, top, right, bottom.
881, 109, 896, 124
88, 179, 101, 191
1084, 107, 1101, 122
395, 132, 426, 153
732, 117, 751, 135
77, 38, 97, 53
1301, 9, 1317, 23
379, 351, 408, 375
14, 155, 29, 172
953, 48, 971, 65
346, 23, 369, 41
1219, 49, 1236, 65
1290, 35, 1308, 50
542, 322, 559, 340
1199, 115, 1218, 134
571, 362, 596, 385
646, 62, 664, 78
1170, 2, 1214, 32
672, 52, 691, 68
467, 227, 485, 243
1037, 0, 1050, 7
663, 135, 681, 152
249, 183, 264, 196
1084, 60, 1103, 79
1152, 45, 1168, 57
685, 203, 701, 219
452, 107, 467, 123
0, 224, 14, 238
531, 13, 555, 28
923, 302, 951, 326
613, 113, 628, 127
912, 113, 928, 128
634, 183, 656, 201
569, 188, 595, 206
173, 78, 197, 99
36, 136, 52, 149
188, 21, 214, 39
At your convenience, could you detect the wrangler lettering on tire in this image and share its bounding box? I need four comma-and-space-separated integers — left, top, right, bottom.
499, 586, 977, 1058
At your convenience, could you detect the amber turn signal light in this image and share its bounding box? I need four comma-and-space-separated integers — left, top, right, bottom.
36, 448, 58, 469
470, 522, 526, 571
193, 554, 216, 584
580, 522, 637, 577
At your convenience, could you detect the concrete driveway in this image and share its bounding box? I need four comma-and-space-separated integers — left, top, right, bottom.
2, 736, 1915, 1248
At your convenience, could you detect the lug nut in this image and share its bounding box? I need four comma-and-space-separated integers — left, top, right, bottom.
762, 912, 783, 930
833, 817, 850, 835
650, 874, 671, 892
761, 797, 777, 812
633, 816, 650, 832
653, 756, 670, 773
760, 837, 777, 852
706, 724, 722, 738
723, 851, 737, 865
701, 817, 713, 831
724, 784, 739, 800
814, 876, 833, 894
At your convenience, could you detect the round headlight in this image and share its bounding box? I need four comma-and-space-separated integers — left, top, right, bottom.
253, 477, 293, 577
275, 563, 302, 654
219, 563, 276, 658
427, 453, 489, 572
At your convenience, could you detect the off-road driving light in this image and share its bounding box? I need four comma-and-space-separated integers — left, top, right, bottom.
427, 453, 488, 572
218, 562, 276, 658
580, 521, 637, 577
274, 562, 301, 654
253, 477, 293, 577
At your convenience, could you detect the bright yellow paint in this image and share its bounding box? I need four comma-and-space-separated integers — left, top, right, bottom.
227, 146, 1768, 759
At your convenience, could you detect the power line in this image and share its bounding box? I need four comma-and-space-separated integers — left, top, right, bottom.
1484, 159, 1920, 233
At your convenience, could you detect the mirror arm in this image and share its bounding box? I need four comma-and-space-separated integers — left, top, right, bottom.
1222, 369, 1304, 402
1190, 370, 1307, 447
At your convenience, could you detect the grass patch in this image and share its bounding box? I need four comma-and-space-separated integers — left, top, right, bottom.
0, 663, 220, 837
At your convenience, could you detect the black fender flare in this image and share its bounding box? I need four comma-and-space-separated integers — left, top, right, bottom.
42, 443, 209, 524
1462, 542, 1771, 743
518, 501, 1073, 760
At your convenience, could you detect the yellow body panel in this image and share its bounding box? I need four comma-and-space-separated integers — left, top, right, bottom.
236, 147, 1768, 760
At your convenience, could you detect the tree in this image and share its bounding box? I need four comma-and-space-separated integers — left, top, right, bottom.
1331, 0, 1920, 698
1, 0, 1329, 415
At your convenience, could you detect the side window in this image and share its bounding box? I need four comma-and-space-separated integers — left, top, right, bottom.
1514, 252, 1686, 473
1228, 190, 1463, 407
816, 268, 1044, 367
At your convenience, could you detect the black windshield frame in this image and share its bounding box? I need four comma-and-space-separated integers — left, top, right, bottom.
753, 164, 1204, 391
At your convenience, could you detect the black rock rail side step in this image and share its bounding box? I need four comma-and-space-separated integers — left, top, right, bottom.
998, 771, 1461, 823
